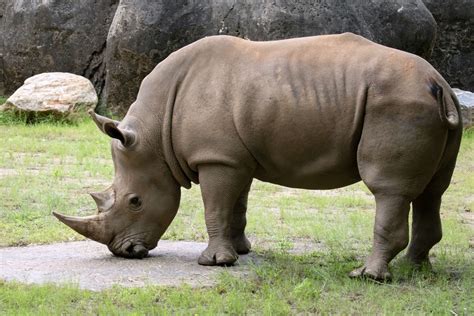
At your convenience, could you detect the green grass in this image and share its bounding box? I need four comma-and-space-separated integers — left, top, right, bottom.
0, 114, 473, 314
0, 253, 472, 314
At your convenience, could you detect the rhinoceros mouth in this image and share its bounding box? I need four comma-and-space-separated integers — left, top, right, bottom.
107, 232, 154, 259
109, 241, 150, 259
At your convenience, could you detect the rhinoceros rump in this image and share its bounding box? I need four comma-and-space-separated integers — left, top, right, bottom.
54, 33, 462, 281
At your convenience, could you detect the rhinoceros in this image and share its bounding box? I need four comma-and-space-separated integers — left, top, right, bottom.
53, 33, 462, 281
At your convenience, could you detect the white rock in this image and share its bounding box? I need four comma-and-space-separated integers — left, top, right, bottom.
453, 88, 474, 129
3, 72, 98, 116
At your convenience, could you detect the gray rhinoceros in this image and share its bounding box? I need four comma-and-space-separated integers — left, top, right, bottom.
54, 33, 462, 281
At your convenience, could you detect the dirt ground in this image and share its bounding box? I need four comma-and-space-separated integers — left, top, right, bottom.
0, 240, 260, 291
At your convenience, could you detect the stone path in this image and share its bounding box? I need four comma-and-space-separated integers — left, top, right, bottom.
0, 240, 260, 291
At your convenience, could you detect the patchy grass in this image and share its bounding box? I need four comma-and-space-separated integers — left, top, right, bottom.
0, 119, 112, 246
0, 117, 473, 314
0, 251, 472, 314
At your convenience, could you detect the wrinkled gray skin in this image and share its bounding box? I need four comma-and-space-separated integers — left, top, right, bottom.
54, 33, 462, 281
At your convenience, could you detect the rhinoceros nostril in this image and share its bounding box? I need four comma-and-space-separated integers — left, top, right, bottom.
123, 243, 148, 259
131, 244, 148, 259
125, 243, 135, 254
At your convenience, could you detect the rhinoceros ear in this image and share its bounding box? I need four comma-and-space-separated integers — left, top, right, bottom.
88, 110, 136, 147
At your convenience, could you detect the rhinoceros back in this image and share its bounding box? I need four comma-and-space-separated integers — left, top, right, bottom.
168, 34, 451, 190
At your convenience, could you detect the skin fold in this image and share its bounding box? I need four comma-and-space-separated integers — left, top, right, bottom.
54, 33, 462, 281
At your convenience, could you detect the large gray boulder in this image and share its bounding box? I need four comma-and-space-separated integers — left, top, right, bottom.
423, 0, 474, 91
105, 0, 436, 115
0, 0, 118, 97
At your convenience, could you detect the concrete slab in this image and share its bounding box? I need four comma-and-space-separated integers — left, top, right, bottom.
0, 240, 260, 291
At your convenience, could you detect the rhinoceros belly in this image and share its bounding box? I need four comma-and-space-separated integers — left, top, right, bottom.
232, 61, 366, 189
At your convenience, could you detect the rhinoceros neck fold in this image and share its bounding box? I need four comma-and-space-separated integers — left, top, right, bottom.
161, 80, 193, 189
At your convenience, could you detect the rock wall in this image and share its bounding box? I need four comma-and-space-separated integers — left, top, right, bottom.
0, 0, 118, 97
0, 0, 446, 115
423, 0, 474, 91
104, 0, 437, 115
0, 0, 7, 95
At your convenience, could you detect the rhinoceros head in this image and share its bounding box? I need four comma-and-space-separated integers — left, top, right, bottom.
53, 110, 181, 259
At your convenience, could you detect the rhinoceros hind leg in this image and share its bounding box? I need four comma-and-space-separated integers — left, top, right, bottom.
350, 195, 411, 281
231, 180, 253, 254
197, 164, 254, 266
405, 193, 443, 267
354, 109, 451, 280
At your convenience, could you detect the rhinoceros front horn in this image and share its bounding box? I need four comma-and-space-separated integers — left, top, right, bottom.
52, 212, 110, 245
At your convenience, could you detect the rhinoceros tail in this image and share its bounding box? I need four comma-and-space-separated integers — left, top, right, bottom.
429, 80, 459, 130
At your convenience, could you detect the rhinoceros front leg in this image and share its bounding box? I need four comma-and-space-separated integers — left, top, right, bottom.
349, 195, 410, 281
197, 165, 253, 266
231, 180, 253, 254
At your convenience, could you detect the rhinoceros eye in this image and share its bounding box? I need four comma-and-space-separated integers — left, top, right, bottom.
128, 195, 142, 211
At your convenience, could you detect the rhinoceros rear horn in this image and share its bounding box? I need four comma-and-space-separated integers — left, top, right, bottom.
90, 190, 114, 213
52, 212, 111, 245
88, 110, 136, 147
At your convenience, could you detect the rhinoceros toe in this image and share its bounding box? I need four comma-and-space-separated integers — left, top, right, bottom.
349, 265, 392, 282
198, 242, 238, 266
232, 234, 252, 254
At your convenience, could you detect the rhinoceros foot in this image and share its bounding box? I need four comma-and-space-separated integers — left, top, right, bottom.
402, 255, 434, 271
232, 234, 252, 255
198, 239, 238, 266
349, 264, 392, 282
